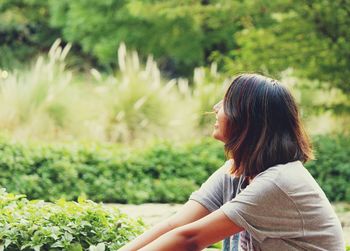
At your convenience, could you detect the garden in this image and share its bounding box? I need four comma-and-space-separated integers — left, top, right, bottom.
0, 0, 349, 250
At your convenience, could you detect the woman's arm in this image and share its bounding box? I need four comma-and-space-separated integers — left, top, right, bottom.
118, 200, 210, 251
139, 209, 243, 251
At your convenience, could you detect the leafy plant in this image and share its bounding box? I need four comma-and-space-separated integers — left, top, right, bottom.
0, 189, 144, 250
306, 134, 350, 202
0, 137, 225, 204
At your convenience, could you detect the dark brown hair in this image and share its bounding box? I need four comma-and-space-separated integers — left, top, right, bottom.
223, 74, 314, 177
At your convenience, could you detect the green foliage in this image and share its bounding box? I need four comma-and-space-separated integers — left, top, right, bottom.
275, 72, 350, 134
0, 0, 60, 69
48, 0, 239, 75
0, 134, 349, 204
305, 134, 350, 202
220, 0, 350, 95
0, 137, 225, 204
2, 0, 350, 95
0, 188, 144, 250
0, 41, 227, 143
1, 0, 242, 74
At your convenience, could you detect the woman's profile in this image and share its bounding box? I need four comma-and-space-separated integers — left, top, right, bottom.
120, 74, 345, 251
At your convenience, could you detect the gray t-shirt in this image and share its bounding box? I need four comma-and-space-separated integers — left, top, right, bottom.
189, 160, 345, 251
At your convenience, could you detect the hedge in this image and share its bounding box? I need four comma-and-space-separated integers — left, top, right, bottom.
0, 189, 144, 250
0, 135, 349, 203
306, 134, 350, 202
0, 138, 224, 204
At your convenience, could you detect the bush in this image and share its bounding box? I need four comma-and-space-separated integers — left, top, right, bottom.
0, 138, 225, 204
305, 134, 350, 202
0, 188, 144, 250
0, 134, 348, 204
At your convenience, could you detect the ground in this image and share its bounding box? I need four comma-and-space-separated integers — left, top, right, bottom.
114, 202, 350, 249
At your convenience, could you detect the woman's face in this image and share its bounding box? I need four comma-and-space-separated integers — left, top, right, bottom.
212, 100, 229, 143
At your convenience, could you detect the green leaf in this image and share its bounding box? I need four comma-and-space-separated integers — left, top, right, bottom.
4, 240, 11, 248
89, 243, 105, 251
33, 245, 42, 251
67, 243, 83, 251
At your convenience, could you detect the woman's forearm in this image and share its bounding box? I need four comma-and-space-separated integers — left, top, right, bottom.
139, 229, 198, 251
119, 201, 209, 250
118, 220, 176, 251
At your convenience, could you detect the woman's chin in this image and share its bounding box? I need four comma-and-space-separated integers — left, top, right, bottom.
212, 131, 226, 143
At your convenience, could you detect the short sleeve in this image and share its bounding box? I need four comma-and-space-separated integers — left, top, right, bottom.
220, 177, 303, 243
189, 161, 231, 212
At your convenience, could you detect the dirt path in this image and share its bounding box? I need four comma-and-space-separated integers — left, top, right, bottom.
115, 203, 182, 226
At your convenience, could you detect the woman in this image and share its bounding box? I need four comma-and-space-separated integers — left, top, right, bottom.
120, 74, 345, 251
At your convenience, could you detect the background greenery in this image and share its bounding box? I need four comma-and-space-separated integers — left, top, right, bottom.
1, 0, 350, 91
0, 135, 348, 204
0, 0, 349, 247
0, 0, 349, 143
0, 41, 348, 143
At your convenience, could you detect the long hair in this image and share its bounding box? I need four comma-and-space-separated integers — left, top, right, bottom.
223, 74, 314, 177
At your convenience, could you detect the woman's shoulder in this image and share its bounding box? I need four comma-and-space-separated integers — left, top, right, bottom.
254, 160, 305, 180
253, 160, 326, 200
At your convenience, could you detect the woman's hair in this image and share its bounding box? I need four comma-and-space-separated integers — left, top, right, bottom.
223, 73, 314, 177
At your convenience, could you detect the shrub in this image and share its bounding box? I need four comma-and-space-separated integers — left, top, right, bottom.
0, 137, 225, 204
0, 188, 144, 250
305, 134, 350, 202
0, 134, 348, 204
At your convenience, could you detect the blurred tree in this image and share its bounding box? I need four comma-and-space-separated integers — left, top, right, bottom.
219, 0, 350, 95
1, 0, 349, 93
48, 0, 241, 75
0, 0, 60, 69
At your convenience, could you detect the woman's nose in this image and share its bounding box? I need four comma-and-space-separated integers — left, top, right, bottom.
213, 100, 223, 112
213, 104, 218, 113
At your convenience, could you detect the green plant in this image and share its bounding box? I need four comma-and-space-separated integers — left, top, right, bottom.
0, 41, 230, 144
0, 188, 144, 250
48, 0, 240, 75
0, 137, 225, 204
0, 0, 60, 70
0, 40, 76, 140
101, 43, 195, 143
305, 134, 350, 202
0, 134, 349, 204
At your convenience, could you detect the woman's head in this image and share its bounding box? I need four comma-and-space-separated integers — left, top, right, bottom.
213, 73, 313, 177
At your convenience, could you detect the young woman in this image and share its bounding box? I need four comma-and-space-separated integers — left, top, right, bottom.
120, 74, 345, 251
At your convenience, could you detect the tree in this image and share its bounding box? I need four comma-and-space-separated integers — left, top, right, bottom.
0, 0, 60, 69
48, 0, 241, 75
220, 0, 350, 95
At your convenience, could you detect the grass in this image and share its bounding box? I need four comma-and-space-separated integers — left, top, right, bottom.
0, 41, 348, 145
0, 41, 226, 145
